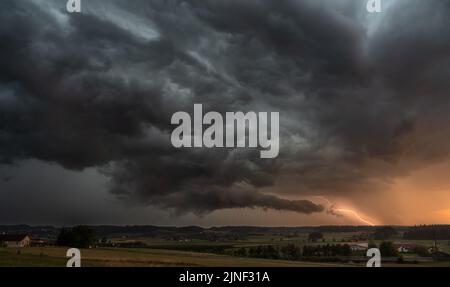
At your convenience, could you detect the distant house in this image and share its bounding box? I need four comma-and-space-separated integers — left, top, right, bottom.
396, 243, 417, 253
349, 243, 368, 252
428, 245, 441, 254
0, 234, 31, 248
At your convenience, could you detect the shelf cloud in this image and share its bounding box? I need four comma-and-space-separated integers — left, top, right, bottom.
1, 0, 450, 222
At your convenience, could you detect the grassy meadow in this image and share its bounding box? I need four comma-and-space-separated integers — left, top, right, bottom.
0, 247, 349, 267
2, 227, 450, 267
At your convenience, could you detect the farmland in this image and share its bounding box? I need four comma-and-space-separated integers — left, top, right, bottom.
0, 247, 347, 267
1, 225, 450, 267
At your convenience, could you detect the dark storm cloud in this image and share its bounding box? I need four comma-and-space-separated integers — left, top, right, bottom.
1, 0, 450, 219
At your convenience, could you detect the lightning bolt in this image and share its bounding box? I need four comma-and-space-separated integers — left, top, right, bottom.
315, 196, 376, 226
332, 208, 375, 226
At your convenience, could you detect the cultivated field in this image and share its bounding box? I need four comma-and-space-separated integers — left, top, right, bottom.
0, 247, 348, 267
2, 227, 450, 267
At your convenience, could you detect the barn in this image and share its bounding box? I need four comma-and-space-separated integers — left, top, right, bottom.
0, 234, 32, 248
349, 243, 369, 252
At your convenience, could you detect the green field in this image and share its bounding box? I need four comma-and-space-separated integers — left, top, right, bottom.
1, 245, 449, 267
0, 247, 349, 267
2, 228, 450, 267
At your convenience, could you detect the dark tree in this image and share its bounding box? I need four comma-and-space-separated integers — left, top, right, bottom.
308, 232, 324, 242
414, 245, 429, 257
56, 226, 96, 248
379, 241, 398, 257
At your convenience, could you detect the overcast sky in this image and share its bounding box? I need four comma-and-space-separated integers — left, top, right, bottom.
1, 0, 450, 226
